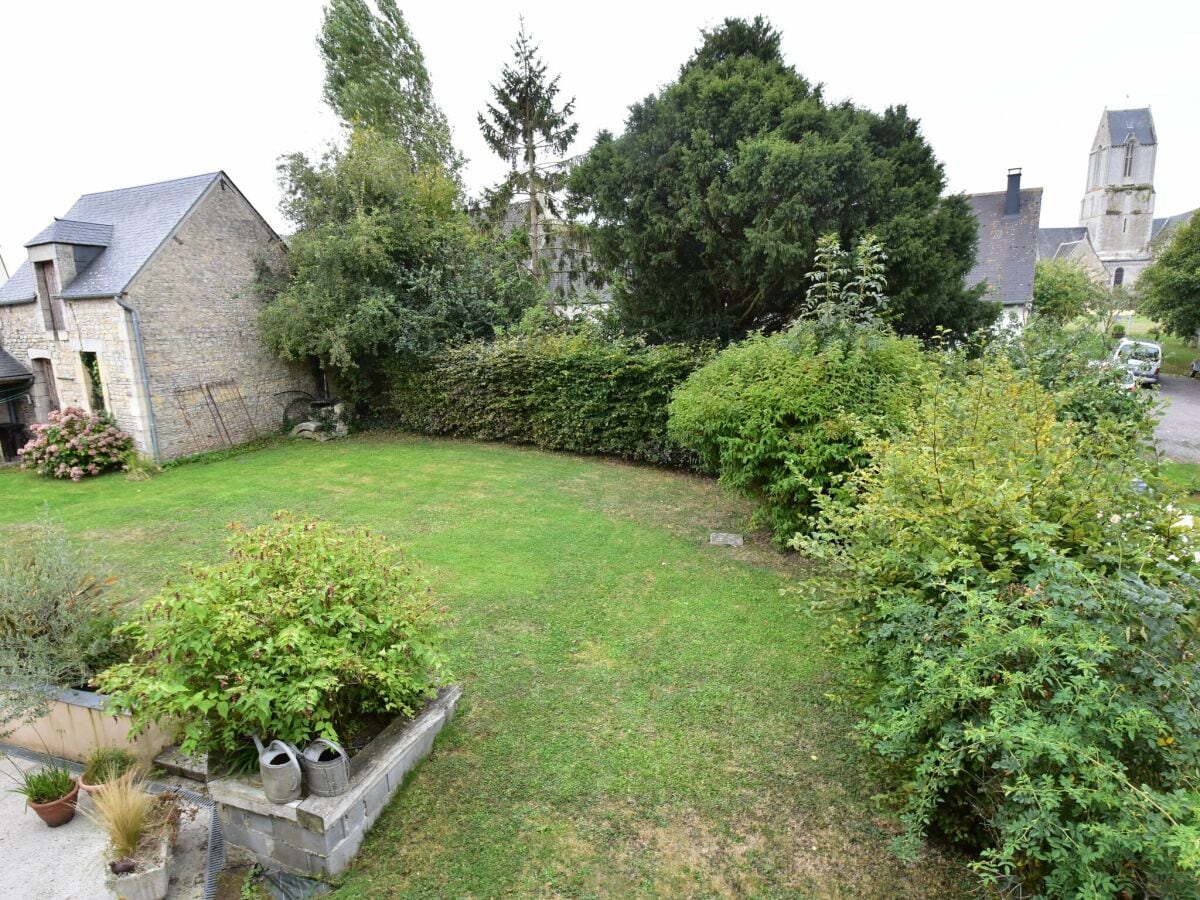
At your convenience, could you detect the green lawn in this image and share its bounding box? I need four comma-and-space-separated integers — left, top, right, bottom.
0, 436, 970, 897
1162, 461, 1200, 513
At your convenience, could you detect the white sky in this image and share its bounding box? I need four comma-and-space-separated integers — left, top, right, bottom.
1, 0, 1197, 278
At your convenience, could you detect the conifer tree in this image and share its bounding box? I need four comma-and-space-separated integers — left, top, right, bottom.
478, 20, 578, 278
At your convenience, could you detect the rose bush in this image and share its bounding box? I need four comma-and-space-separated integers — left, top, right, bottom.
18, 407, 133, 480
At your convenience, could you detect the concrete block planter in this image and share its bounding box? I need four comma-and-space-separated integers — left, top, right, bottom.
5, 687, 172, 767
104, 832, 172, 900
209, 685, 461, 877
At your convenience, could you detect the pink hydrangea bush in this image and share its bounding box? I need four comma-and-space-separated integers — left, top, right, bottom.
18, 407, 134, 481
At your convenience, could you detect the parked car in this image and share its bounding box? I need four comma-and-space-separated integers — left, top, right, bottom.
1111, 339, 1162, 387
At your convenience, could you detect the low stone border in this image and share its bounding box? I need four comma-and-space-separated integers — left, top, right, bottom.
209, 685, 462, 877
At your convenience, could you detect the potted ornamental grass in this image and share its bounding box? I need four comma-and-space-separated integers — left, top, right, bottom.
83, 770, 178, 900
7, 760, 79, 827
79, 746, 138, 794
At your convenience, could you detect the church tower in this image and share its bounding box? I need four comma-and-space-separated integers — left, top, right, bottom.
1079, 108, 1157, 285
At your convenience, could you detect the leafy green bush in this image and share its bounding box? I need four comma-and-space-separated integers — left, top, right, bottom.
99, 514, 452, 756
0, 518, 123, 734
668, 322, 930, 542
992, 319, 1156, 449
800, 360, 1200, 896
387, 332, 710, 467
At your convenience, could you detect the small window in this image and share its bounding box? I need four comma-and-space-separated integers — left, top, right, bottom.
79, 351, 105, 413
1123, 140, 1135, 178
1113, 267, 1125, 287
1122, 218, 1128, 233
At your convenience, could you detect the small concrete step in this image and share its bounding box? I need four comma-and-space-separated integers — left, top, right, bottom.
154, 745, 209, 783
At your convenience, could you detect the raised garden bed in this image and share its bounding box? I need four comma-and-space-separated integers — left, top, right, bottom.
209, 685, 461, 877
5, 687, 172, 767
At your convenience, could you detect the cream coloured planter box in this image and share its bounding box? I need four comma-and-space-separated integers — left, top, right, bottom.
210, 685, 461, 877
5, 687, 172, 768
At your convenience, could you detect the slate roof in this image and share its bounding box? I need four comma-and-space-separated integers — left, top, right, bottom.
1106, 108, 1155, 146
1038, 226, 1090, 260
966, 187, 1043, 306
0, 347, 31, 384
0, 172, 221, 304
25, 219, 113, 248
1151, 208, 1196, 245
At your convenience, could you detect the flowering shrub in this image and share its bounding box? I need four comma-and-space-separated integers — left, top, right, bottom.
18, 407, 133, 480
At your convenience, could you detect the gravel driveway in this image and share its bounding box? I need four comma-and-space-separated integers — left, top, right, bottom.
1156, 375, 1200, 463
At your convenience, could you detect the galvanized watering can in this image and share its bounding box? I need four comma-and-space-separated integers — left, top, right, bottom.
300, 738, 349, 797
252, 735, 302, 804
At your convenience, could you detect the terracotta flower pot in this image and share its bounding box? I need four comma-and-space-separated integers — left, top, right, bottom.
27, 779, 79, 827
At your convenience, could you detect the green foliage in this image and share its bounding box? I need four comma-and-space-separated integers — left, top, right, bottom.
802, 233, 889, 325
799, 360, 1200, 896
99, 514, 451, 756
82, 746, 137, 786
6, 762, 75, 804
478, 18, 578, 281
668, 322, 929, 542
0, 517, 122, 734
1139, 213, 1200, 339
318, 0, 459, 172
991, 318, 1157, 449
388, 332, 710, 467
568, 17, 991, 342
1031, 258, 1104, 324
262, 129, 538, 410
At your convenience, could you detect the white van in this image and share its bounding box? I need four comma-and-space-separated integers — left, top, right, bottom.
1112, 339, 1163, 387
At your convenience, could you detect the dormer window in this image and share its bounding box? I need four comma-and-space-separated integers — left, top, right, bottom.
1123, 139, 1136, 178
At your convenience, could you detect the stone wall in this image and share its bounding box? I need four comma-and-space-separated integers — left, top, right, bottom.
128, 177, 313, 459
0, 296, 147, 446
210, 686, 462, 878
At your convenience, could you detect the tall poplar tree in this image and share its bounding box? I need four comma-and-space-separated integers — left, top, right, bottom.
478, 20, 578, 278
318, 0, 459, 173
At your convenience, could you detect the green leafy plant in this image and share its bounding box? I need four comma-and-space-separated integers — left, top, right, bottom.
82, 747, 137, 786
388, 331, 711, 467
668, 321, 929, 542
0, 516, 123, 735
99, 513, 452, 756
7, 762, 75, 805
799, 359, 1200, 896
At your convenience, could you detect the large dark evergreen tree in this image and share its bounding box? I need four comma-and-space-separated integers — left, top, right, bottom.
478, 19, 578, 279
318, 0, 459, 173
568, 17, 991, 342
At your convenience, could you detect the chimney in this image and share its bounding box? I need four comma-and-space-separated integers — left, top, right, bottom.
1005, 168, 1022, 215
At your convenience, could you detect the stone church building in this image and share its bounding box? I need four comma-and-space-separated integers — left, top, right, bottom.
0, 172, 313, 463
1039, 108, 1196, 287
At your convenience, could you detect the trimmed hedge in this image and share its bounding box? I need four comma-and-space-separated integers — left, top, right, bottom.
386, 334, 711, 467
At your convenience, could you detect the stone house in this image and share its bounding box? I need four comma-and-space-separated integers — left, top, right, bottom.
0, 172, 312, 462
965, 169, 1043, 326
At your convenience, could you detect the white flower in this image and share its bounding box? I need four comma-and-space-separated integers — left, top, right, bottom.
1110, 514, 1123, 524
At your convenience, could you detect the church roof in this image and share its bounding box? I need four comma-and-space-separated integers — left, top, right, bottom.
1038, 227, 1090, 260
0, 172, 222, 304
1151, 209, 1196, 246
1106, 108, 1155, 145
966, 186, 1043, 306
